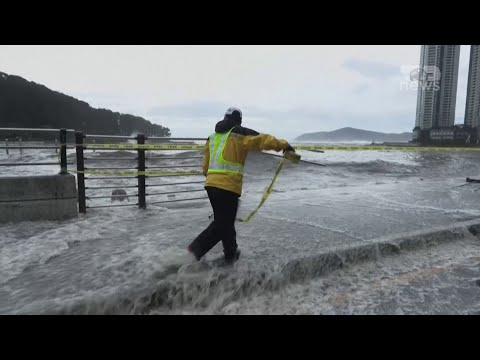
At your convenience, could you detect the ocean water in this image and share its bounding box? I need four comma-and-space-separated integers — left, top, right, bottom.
1, 143, 480, 314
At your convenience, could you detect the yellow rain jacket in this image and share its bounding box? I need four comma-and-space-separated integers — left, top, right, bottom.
203, 118, 289, 196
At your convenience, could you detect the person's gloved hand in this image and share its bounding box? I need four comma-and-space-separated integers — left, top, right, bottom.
283, 144, 295, 153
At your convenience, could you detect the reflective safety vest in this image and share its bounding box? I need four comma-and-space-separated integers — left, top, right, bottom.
207, 127, 244, 175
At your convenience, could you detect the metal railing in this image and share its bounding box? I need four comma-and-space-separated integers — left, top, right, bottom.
0, 128, 210, 213
74, 132, 209, 213
0, 128, 75, 174
1, 128, 326, 214
0, 128, 78, 208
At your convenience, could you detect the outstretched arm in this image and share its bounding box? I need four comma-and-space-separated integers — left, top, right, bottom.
243, 133, 290, 152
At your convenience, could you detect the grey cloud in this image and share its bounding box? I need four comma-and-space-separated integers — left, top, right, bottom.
343, 59, 400, 79
147, 102, 332, 122
147, 102, 230, 118
352, 83, 371, 94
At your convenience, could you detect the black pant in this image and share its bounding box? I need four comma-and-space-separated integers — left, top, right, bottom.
188, 186, 239, 260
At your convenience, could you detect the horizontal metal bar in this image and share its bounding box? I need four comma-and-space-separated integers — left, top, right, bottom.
146, 181, 205, 187
84, 157, 137, 161
466, 177, 480, 183
83, 147, 137, 151
86, 194, 138, 200
86, 185, 139, 190
148, 197, 209, 205
0, 146, 74, 150
0, 128, 75, 132
295, 159, 326, 166
146, 165, 201, 169
0, 197, 77, 203
0, 162, 61, 166
83, 147, 201, 151
84, 176, 138, 180
87, 203, 139, 209
85, 134, 137, 139
145, 156, 203, 160
85, 167, 138, 170
146, 189, 205, 196
146, 173, 204, 178
148, 137, 207, 141
261, 152, 326, 166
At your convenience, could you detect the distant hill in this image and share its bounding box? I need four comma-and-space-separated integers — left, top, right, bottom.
0, 71, 170, 139
295, 127, 412, 143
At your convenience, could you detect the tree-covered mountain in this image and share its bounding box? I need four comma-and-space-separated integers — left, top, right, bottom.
296, 127, 412, 143
0, 71, 170, 139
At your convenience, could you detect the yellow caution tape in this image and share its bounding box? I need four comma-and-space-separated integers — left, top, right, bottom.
80, 143, 480, 152
284, 150, 301, 163
293, 145, 480, 151
71, 170, 203, 176
239, 157, 288, 223
83, 144, 204, 150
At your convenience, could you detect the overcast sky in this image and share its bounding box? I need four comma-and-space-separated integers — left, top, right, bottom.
0, 45, 472, 140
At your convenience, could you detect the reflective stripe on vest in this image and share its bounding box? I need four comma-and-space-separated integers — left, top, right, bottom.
208, 128, 244, 175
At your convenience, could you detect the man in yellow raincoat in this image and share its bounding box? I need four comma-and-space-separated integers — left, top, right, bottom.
187, 107, 295, 265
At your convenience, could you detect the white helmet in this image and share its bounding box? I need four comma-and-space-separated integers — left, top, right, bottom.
225, 107, 242, 120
